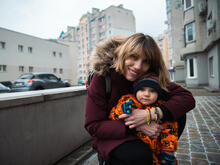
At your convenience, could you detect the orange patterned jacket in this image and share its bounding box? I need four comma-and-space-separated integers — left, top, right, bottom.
109, 94, 178, 164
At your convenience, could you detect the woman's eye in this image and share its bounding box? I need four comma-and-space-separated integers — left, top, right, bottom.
130, 54, 138, 60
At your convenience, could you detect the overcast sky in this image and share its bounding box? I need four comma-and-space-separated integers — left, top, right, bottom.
0, 0, 167, 39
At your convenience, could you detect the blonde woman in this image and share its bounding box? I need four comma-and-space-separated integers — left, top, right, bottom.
85, 33, 195, 165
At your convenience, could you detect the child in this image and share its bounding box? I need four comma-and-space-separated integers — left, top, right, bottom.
109, 76, 178, 165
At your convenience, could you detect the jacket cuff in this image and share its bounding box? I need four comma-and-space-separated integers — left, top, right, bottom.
125, 126, 136, 136
159, 104, 174, 122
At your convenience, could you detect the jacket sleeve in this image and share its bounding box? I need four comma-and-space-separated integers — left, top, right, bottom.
84, 74, 127, 139
161, 82, 195, 121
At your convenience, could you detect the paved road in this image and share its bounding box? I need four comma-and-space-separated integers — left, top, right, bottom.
56, 88, 220, 165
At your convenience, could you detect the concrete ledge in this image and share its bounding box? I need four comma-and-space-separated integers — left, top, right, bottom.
0, 85, 90, 165
0, 86, 86, 109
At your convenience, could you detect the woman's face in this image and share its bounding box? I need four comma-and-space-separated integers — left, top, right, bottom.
124, 54, 149, 81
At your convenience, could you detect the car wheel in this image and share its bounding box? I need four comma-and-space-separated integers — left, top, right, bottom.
35, 86, 44, 90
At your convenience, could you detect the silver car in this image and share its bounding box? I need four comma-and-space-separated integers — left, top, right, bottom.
11, 73, 70, 92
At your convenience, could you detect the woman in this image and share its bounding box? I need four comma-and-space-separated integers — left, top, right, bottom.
85, 33, 195, 164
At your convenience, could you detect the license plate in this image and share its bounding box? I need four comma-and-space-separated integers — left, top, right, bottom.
15, 83, 23, 86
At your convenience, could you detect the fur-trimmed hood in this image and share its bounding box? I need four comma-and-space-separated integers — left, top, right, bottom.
91, 36, 126, 76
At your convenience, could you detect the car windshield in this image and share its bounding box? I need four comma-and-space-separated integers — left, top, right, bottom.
19, 74, 33, 79
0, 83, 6, 88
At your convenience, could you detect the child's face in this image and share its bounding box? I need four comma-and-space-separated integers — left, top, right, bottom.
136, 87, 158, 105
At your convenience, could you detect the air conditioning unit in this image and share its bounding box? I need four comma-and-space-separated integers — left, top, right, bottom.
198, 1, 207, 16
207, 20, 214, 31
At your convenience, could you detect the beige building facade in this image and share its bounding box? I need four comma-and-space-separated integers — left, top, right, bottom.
155, 30, 170, 71
60, 4, 136, 84
166, 0, 185, 82
166, 0, 220, 90
0, 27, 78, 85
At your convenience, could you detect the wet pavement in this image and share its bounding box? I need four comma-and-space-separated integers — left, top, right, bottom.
56, 88, 220, 165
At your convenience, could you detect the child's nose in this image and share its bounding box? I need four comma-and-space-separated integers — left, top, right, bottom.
143, 90, 150, 96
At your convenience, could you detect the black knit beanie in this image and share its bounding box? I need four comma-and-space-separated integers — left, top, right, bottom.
133, 77, 162, 99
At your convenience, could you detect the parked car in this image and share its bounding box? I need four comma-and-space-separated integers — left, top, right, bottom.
11, 73, 71, 92
0, 83, 11, 93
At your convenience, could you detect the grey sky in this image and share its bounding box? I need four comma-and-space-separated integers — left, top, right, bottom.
0, 0, 167, 39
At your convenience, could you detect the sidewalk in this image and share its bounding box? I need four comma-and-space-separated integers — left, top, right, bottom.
56, 88, 220, 165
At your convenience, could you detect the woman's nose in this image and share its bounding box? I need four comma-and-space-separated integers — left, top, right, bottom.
133, 59, 142, 70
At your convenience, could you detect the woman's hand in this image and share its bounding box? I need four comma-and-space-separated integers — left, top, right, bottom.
150, 107, 163, 122
119, 109, 149, 129
136, 121, 163, 139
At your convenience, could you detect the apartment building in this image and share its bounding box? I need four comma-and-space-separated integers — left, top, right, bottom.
166, 0, 220, 90
0, 27, 78, 85
60, 4, 136, 84
154, 30, 170, 73
165, 0, 185, 82
181, 0, 220, 90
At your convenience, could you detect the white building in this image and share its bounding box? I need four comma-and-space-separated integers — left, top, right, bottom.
0, 27, 78, 85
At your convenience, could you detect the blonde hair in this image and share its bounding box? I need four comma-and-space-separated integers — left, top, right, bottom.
112, 33, 170, 90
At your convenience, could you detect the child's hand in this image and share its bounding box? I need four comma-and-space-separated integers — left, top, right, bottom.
150, 107, 163, 122
136, 121, 163, 139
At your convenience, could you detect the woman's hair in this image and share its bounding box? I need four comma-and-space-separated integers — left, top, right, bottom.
112, 33, 170, 90
92, 35, 127, 76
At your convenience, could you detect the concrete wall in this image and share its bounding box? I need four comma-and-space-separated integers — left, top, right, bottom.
174, 66, 184, 82
197, 53, 208, 86
208, 43, 220, 90
0, 86, 91, 165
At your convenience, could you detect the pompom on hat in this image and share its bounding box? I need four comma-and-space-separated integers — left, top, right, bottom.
133, 76, 162, 99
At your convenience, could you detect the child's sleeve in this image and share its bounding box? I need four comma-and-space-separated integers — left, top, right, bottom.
109, 96, 127, 120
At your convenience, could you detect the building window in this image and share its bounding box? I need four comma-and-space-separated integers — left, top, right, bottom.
0, 65, 7, 72
185, 22, 195, 43
90, 19, 95, 24
187, 57, 197, 78
209, 56, 214, 77
184, 0, 193, 10
18, 45, 23, 52
53, 68, 57, 73
98, 16, 105, 23
91, 27, 95, 32
169, 59, 173, 68
99, 32, 105, 38
52, 51, 56, 57
29, 66, 34, 72
19, 66, 24, 72
0, 41, 6, 49
59, 68, 63, 74
59, 52, 62, 58
28, 47, 33, 53
99, 24, 105, 30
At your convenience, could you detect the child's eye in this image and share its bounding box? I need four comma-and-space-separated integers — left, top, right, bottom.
139, 87, 145, 91
149, 89, 156, 93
